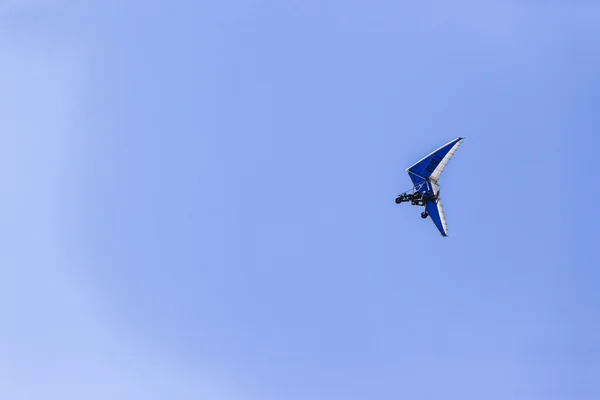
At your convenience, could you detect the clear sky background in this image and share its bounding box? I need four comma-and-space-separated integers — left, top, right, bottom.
2, 1, 599, 399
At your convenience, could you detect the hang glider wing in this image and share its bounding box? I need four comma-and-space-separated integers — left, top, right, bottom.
406, 137, 464, 187
426, 199, 448, 237
403, 137, 464, 236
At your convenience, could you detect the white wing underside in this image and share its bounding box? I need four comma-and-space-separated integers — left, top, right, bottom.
430, 139, 463, 184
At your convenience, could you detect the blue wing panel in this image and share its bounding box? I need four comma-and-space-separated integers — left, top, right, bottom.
413, 179, 433, 195
406, 137, 462, 181
407, 172, 426, 189
426, 201, 447, 237
407, 170, 427, 186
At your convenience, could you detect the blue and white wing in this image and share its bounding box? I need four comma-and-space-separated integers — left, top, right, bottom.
426, 198, 448, 237
406, 137, 464, 187
406, 137, 464, 236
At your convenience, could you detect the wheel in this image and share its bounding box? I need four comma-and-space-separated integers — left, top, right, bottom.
421, 211, 429, 219
395, 197, 402, 204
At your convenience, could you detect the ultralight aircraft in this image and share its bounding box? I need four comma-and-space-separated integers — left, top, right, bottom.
395, 137, 464, 237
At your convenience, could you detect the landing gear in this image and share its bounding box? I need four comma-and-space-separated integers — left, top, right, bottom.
421, 211, 429, 219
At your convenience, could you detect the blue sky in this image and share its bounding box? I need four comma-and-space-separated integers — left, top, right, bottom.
2, 1, 599, 399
